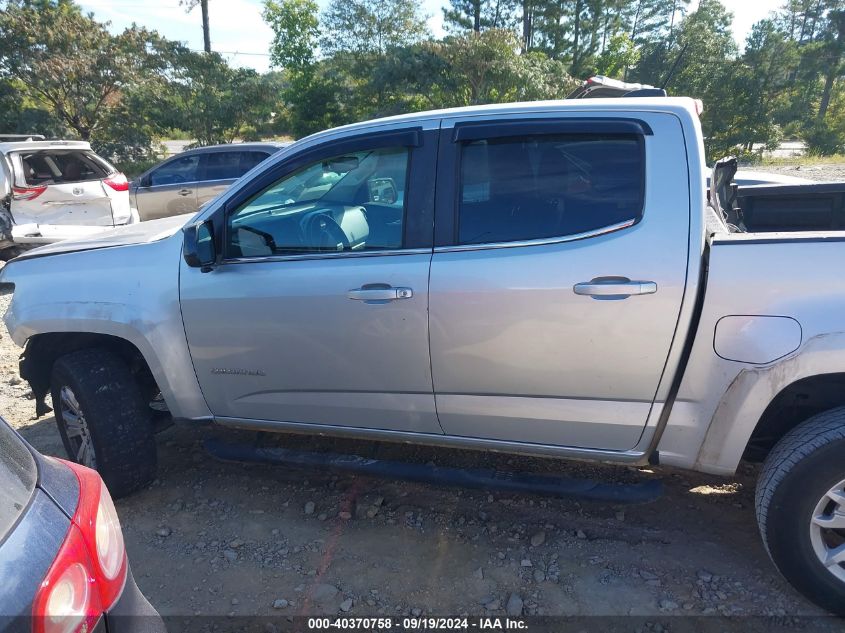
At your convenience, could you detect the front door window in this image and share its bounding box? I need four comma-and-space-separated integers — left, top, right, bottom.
227, 147, 409, 258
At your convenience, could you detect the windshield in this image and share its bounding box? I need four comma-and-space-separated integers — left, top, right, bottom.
0, 420, 36, 541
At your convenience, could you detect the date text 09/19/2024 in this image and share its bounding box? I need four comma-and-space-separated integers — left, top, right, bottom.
306, 617, 528, 630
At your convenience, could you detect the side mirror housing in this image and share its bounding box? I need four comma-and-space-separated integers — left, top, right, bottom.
368, 177, 398, 205
138, 174, 152, 188
183, 220, 216, 271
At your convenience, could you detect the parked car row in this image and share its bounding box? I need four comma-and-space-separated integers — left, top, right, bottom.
130, 142, 287, 220
0, 139, 287, 260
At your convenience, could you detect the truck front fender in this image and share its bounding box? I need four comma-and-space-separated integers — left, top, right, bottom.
1, 237, 211, 422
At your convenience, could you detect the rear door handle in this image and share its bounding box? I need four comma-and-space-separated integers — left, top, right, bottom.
348, 286, 413, 302
178, 189, 192, 196
573, 277, 657, 298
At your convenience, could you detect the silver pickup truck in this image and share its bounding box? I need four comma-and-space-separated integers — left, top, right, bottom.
1, 98, 844, 615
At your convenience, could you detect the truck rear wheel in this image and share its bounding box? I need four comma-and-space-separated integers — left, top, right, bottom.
50, 348, 157, 498
756, 408, 845, 616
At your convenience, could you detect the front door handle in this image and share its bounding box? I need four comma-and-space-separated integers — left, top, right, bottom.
178, 188, 192, 196
573, 277, 657, 298
348, 286, 413, 302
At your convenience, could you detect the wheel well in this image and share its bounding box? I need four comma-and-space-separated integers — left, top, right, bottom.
745, 372, 845, 462
20, 332, 161, 416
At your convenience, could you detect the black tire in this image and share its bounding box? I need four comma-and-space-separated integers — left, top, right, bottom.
756, 407, 845, 616
50, 348, 157, 498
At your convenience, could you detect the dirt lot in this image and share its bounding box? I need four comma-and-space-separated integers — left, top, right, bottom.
2, 158, 845, 630
758, 163, 845, 182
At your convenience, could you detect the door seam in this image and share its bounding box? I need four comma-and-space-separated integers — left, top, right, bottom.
428, 118, 445, 433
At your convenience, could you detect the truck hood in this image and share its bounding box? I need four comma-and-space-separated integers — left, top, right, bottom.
12, 213, 195, 260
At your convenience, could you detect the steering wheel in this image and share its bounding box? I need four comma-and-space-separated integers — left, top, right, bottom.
303, 212, 350, 252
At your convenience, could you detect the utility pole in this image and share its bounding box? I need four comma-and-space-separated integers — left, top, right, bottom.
201, 0, 211, 53
181, 0, 211, 52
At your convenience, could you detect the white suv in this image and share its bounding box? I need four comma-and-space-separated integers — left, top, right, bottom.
0, 136, 137, 259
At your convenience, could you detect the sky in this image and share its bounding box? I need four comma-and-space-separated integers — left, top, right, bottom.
78, 0, 785, 74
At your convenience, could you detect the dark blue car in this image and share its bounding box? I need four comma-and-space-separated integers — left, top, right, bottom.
0, 417, 164, 633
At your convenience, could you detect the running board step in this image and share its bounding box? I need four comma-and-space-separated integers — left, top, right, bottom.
204, 439, 663, 504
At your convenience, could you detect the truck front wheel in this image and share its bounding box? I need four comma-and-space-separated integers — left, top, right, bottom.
50, 348, 157, 498
756, 408, 845, 616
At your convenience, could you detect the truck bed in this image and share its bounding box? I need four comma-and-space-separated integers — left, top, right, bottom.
737, 182, 845, 232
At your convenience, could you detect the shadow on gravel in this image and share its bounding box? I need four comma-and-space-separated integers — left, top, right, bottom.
16, 418, 827, 620
15, 413, 64, 457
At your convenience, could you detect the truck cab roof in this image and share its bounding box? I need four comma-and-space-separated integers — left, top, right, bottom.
292, 97, 704, 150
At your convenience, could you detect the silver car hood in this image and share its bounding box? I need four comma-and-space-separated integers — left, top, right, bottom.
13, 213, 195, 260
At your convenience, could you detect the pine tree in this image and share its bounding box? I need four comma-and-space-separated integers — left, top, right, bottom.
442, 0, 518, 33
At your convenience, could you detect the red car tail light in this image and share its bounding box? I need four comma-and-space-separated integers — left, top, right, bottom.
103, 173, 129, 192
94, 489, 124, 581
12, 185, 47, 201
32, 461, 127, 633
32, 527, 103, 633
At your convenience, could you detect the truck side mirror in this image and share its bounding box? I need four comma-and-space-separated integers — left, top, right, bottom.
183, 220, 216, 272
368, 177, 398, 204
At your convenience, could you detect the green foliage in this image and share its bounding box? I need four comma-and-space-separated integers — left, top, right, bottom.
433, 29, 527, 105
0, 78, 68, 137
113, 157, 164, 180
0, 0, 170, 141
803, 119, 845, 155
426, 30, 577, 104
263, 0, 320, 73
320, 0, 429, 56
281, 62, 361, 137
594, 33, 639, 78
515, 51, 581, 100
804, 81, 845, 155
161, 50, 281, 146
277, 28, 578, 137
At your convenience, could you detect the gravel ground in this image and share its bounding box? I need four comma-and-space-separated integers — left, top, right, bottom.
749, 163, 845, 182
0, 268, 841, 629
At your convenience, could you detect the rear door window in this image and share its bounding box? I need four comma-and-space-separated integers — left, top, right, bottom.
203, 151, 243, 181
203, 151, 272, 181
150, 154, 201, 186
0, 422, 36, 541
240, 151, 271, 174
17, 151, 111, 186
457, 134, 644, 245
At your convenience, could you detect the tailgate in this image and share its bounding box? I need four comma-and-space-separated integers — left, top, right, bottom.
14, 180, 116, 227
9, 148, 118, 228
